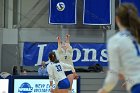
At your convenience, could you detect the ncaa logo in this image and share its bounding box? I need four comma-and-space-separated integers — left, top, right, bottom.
18, 82, 33, 93
56, 2, 65, 11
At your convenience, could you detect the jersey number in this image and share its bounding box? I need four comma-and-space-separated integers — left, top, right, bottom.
133, 41, 140, 56
56, 65, 62, 72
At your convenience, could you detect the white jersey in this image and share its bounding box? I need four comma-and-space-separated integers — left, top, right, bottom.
57, 46, 74, 71
47, 62, 75, 85
103, 30, 140, 92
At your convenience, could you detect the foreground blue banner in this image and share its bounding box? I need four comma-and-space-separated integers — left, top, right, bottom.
23, 42, 108, 66
121, 0, 140, 16
49, 0, 77, 24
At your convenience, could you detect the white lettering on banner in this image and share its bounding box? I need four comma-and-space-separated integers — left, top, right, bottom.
100, 49, 108, 62
73, 48, 81, 62
35, 44, 47, 66
34, 46, 108, 65
82, 49, 98, 62
18, 88, 33, 91
35, 84, 45, 88
34, 89, 48, 92
73, 48, 108, 62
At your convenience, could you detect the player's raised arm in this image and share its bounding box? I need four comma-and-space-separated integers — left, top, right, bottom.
47, 64, 55, 92
98, 38, 120, 93
65, 34, 70, 44
57, 36, 62, 51
65, 34, 72, 52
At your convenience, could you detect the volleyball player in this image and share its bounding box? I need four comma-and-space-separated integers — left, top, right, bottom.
47, 52, 78, 93
98, 3, 140, 93
57, 34, 76, 93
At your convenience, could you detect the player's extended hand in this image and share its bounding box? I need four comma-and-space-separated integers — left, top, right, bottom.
73, 72, 79, 79
66, 34, 70, 37
50, 88, 54, 93
121, 82, 127, 89
57, 36, 60, 40
119, 73, 125, 80
97, 88, 108, 93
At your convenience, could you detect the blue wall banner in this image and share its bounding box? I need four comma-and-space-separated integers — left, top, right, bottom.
23, 42, 108, 66
83, 0, 111, 25
49, 0, 77, 24
120, 0, 140, 16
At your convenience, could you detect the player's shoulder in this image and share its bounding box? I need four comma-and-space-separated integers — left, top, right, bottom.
108, 33, 120, 45
47, 62, 54, 67
57, 48, 63, 53
59, 62, 64, 65
108, 30, 131, 44
56, 62, 61, 65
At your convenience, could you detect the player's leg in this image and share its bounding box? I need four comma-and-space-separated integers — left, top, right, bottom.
65, 71, 74, 93
67, 74, 74, 89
